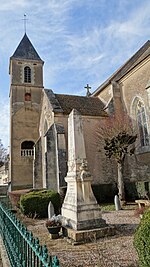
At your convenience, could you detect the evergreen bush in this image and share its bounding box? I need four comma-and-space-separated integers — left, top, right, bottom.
20, 190, 61, 218
134, 208, 150, 267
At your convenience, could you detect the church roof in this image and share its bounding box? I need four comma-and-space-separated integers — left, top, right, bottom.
45, 89, 106, 116
11, 33, 42, 61
93, 40, 150, 96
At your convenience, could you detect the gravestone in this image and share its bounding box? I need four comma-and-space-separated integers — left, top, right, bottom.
48, 201, 55, 219
114, 195, 121, 211
61, 109, 106, 230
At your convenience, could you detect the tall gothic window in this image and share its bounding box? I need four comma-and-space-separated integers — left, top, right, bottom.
136, 101, 149, 146
24, 66, 31, 83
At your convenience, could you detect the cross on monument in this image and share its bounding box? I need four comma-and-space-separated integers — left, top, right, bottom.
84, 84, 92, 97
22, 14, 28, 33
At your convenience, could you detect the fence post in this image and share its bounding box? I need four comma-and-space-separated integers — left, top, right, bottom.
53, 256, 60, 267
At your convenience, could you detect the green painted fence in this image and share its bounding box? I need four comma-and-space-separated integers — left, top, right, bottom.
0, 203, 60, 267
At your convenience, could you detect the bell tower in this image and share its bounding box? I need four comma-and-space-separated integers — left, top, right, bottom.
9, 33, 44, 190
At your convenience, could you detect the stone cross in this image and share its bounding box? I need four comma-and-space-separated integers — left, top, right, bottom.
22, 14, 28, 33
84, 84, 91, 97
48, 201, 55, 219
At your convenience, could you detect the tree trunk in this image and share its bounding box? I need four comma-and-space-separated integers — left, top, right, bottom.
117, 162, 125, 205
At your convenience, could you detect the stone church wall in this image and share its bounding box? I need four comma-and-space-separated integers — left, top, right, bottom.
10, 59, 43, 87
95, 57, 150, 201
82, 116, 117, 184
55, 114, 117, 185
97, 84, 112, 106
120, 58, 150, 184
121, 58, 150, 130
45, 124, 67, 191
11, 106, 40, 190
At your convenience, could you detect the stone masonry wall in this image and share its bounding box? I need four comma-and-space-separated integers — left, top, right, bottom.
97, 58, 150, 186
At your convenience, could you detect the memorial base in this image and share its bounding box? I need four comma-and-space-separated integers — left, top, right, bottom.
49, 233, 60, 239
62, 225, 115, 244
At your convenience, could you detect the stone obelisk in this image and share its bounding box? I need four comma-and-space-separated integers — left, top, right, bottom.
61, 109, 106, 230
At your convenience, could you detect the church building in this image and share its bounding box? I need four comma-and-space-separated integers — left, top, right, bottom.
92, 41, 150, 198
9, 34, 150, 201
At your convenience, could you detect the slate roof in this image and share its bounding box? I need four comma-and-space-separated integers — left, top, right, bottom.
11, 33, 42, 61
44, 89, 106, 116
93, 40, 150, 96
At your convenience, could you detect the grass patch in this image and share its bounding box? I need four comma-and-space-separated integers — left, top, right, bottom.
100, 203, 115, 211
100, 202, 137, 211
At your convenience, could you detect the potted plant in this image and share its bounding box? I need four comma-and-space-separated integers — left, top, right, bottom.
45, 215, 62, 235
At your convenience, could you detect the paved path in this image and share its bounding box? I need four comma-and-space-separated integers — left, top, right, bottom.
0, 237, 11, 267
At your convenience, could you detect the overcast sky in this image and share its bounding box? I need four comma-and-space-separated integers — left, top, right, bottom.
0, 0, 150, 148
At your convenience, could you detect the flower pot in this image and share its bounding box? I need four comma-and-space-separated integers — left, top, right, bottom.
47, 226, 61, 235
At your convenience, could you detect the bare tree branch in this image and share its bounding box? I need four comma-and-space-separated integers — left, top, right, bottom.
96, 112, 137, 204
0, 139, 7, 166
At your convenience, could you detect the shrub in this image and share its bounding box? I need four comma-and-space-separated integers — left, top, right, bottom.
20, 190, 61, 218
134, 208, 150, 267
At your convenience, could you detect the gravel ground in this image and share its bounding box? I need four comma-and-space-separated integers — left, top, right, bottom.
18, 208, 140, 267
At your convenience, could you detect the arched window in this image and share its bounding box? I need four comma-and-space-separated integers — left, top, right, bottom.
24, 66, 31, 83
136, 101, 149, 146
21, 141, 34, 157
25, 92, 31, 101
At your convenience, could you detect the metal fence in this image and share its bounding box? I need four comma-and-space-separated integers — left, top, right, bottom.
0, 203, 60, 267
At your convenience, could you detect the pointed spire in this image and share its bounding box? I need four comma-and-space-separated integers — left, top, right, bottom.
11, 33, 42, 61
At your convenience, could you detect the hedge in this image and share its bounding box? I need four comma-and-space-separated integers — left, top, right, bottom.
20, 190, 61, 218
92, 182, 150, 203
134, 208, 150, 267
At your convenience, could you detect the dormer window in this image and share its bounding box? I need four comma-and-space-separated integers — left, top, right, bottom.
24, 66, 31, 83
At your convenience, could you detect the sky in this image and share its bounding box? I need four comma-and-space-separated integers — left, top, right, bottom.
0, 0, 150, 149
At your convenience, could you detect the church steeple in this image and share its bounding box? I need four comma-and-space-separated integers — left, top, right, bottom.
11, 33, 43, 61
9, 33, 44, 87
9, 33, 44, 191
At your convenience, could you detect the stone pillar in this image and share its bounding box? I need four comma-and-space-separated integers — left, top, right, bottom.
61, 109, 106, 230
45, 123, 67, 192
111, 81, 124, 113
33, 138, 43, 189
